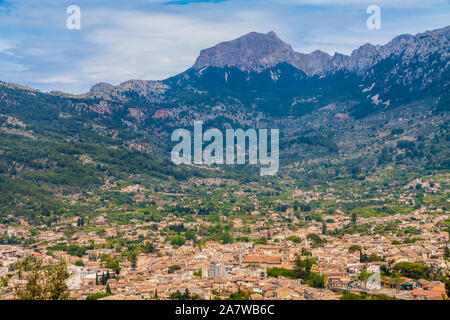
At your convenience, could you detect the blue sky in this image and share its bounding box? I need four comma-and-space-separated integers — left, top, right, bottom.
0, 0, 449, 93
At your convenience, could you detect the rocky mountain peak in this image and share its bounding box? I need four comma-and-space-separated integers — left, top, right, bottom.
192, 25, 449, 77
90, 82, 114, 94
84, 25, 448, 103
192, 31, 298, 72
192, 31, 354, 75
87, 79, 169, 103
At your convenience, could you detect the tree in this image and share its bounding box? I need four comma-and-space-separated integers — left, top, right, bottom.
321, 222, 327, 235
299, 203, 311, 212
15, 257, 70, 300
221, 231, 234, 244
267, 267, 297, 279
294, 254, 316, 279
169, 288, 199, 300
307, 272, 325, 288
380, 265, 389, 276
104, 257, 121, 274
340, 292, 364, 300
392, 262, 431, 280
359, 269, 373, 288
129, 251, 137, 270
97, 271, 111, 286
359, 251, 368, 263
142, 242, 156, 254
185, 229, 197, 242
170, 236, 186, 247
390, 277, 405, 292
77, 217, 84, 227
295, 255, 314, 274
351, 212, 357, 224
74, 260, 84, 267
367, 253, 383, 262
443, 245, 450, 259
445, 279, 450, 298
301, 248, 312, 256
286, 236, 302, 244
168, 265, 181, 274
100, 272, 106, 285
348, 245, 362, 253
228, 288, 251, 300
86, 291, 111, 300
0, 276, 8, 297
387, 259, 395, 272
193, 270, 202, 277
307, 233, 326, 248
293, 254, 325, 288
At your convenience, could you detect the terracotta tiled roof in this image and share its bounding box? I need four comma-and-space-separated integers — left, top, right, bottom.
242, 255, 282, 264
411, 289, 443, 298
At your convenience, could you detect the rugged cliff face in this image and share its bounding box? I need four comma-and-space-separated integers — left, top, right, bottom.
193, 31, 299, 72
192, 26, 450, 79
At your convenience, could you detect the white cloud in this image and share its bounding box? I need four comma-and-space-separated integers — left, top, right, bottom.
0, 60, 28, 72
33, 76, 79, 84
75, 8, 280, 87
278, 0, 448, 8
0, 39, 17, 53
0, 0, 448, 93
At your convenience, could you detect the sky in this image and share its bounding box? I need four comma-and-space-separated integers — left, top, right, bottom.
0, 0, 449, 94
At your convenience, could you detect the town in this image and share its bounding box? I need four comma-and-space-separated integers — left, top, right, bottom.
1, 172, 448, 300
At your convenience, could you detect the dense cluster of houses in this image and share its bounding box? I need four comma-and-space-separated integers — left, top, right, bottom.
0, 208, 448, 300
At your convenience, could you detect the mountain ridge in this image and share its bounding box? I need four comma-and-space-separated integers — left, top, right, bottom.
0, 27, 448, 223
78, 25, 449, 107
2, 25, 447, 122
192, 26, 450, 76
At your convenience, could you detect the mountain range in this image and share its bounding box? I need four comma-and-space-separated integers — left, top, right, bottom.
0, 26, 448, 221
86, 26, 449, 114
193, 28, 449, 76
